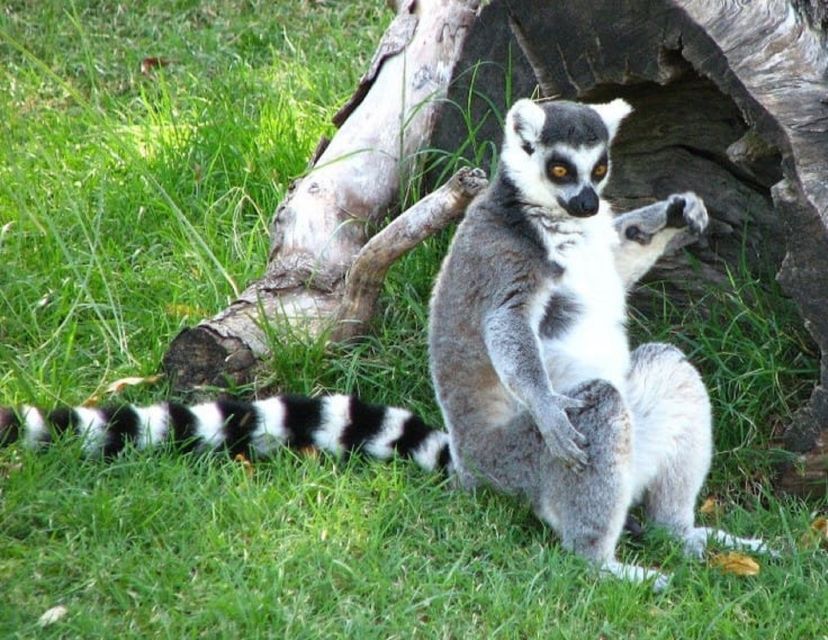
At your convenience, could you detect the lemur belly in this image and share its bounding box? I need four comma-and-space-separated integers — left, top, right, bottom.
540, 222, 630, 396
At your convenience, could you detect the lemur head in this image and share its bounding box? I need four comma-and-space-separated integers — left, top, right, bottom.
501, 98, 632, 217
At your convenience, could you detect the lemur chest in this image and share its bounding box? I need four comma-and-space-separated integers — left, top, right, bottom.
534, 230, 630, 394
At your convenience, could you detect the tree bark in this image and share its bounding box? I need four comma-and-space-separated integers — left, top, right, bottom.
331, 167, 488, 343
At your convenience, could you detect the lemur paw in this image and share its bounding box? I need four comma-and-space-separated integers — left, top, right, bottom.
665, 192, 708, 234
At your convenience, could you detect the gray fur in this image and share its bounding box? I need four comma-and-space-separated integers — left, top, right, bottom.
429, 98, 767, 590
539, 294, 580, 339
612, 191, 709, 287
538, 102, 609, 147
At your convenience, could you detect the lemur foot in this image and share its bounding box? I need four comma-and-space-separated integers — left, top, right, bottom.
682, 527, 779, 559
665, 192, 708, 234
601, 560, 671, 592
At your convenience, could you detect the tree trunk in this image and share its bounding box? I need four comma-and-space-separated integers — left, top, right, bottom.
163, 0, 828, 496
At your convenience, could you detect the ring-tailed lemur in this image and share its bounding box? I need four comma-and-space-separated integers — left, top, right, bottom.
0, 98, 767, 590
429, 97, 768, 590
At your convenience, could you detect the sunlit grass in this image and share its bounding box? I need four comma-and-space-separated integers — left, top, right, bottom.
0, 1, 825, 637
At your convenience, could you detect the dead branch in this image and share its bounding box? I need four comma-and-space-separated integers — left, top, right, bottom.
332, 167, 488, 342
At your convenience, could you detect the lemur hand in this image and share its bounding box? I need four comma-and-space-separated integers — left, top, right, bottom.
534, 394, 589, 471
665, 192, 709, 235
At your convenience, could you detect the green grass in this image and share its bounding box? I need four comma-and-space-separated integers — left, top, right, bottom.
0, 1, 826, 637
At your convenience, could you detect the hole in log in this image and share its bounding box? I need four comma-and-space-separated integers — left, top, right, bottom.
587, 68, 785, 298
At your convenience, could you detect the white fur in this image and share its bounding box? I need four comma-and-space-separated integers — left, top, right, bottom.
502, 100, 560, 210
22, 406, 47, 448
602, 560, 670, 591
252, 397, 288, 455
190, 403, 226, 450
133, 404, 170, 448
613, 227, 681, 286
625, 347, 711, 499
412, 431, 450, 471
364, 407, 409, 459
588, 98, 633, 140
74, 407, 108, 455
506, 98, 546, 143
500, 145, 556, 210
315, 394, 352, 455
539, 209, 630, 395
503, 140, 613, 214
683, 528, 774, 559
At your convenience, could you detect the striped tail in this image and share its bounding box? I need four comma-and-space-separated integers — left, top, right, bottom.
0, 394, 453, 474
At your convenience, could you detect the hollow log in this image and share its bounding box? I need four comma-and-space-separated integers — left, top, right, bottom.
163, 0, 828, 495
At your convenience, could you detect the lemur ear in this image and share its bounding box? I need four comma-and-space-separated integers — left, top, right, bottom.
505, 99, 546, 155
589, 98, 633, 141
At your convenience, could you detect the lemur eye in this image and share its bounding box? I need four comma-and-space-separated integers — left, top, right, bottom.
550, 165, 569, 179
593, 164, 608, 179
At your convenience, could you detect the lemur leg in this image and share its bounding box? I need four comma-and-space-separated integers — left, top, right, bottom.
536, 380, 670, 590
548, 380, 669, 590
625, 343, 768, 558
448, 381, 669, 589
612, 193, 708, 288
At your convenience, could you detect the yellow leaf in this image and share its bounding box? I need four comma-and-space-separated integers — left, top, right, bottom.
234, 453, 254, 478
82, 394, 102, 407
699, 497, 718, 515
710, 552, 760, 576
83, 374, 165, 406
800, 516, 828, 549
105, 374, 164, 395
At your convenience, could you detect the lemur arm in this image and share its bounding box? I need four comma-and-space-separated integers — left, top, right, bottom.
483, 306, 588, 469
612, 192, 708, 289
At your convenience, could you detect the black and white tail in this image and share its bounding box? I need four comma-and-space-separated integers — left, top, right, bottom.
0, 394, 453, 473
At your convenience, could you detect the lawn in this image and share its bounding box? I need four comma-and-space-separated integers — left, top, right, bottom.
0, 1, 826, 637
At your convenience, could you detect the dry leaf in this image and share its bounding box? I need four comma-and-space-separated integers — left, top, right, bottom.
83, 374, 165, 406
800, 516, 828, 549
140, 56, 172, 75
105, 374, 164, 395
710, 552, 760, 576
699, 497, 718, 515
0, 221, 13, 247
298, 446, 319, 458
38, 605, 68, 627
82, 393, 102, 407
234, 453, 254, 478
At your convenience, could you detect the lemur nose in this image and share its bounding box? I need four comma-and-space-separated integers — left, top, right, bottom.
569, 187, 599, 217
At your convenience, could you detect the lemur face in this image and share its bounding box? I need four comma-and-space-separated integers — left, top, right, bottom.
501, 98, 632, 217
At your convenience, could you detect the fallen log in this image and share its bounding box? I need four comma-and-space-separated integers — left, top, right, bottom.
162, 0, 481, 389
